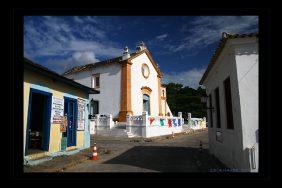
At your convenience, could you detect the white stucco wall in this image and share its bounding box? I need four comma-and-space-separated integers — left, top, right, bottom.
166, 101, 173, 117
203, 37, 258, 172
161, 100, 166, 115
131, 53, 160, 116
65, 63, 122, 118
235, 40, 259, 172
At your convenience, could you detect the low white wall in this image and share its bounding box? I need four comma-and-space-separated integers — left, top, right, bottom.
188, 117, 207, 130
145, 124, 183, 138
89, 114, 114, 135
126, 112, 184, 138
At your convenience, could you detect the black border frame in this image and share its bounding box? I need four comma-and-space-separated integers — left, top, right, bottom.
10, 7, 272, 181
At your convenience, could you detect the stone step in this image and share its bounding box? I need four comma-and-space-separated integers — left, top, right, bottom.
126, 132, 135, 138
95, 126, 137, 138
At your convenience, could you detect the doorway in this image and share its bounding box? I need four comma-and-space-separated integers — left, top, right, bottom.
64, 97, 77, 147
143, 94, 150, 115
26, 89, 52, 155
90, 100, 99, 116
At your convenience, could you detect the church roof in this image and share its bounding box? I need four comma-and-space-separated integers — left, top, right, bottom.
199, 32, 258, 85
63, 48, 163, 77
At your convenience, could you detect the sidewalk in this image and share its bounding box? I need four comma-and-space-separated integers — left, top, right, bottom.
24, 146, 112, 172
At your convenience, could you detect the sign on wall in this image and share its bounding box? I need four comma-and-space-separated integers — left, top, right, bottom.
77, 98, 85, 130
51, 97, 64, 124
60, 115, 67, 132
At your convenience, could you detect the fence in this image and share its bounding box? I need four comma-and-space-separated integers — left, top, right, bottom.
187, 113, 206, 130
89, 112, 205, 137
89, 114, 114, 134
126, 111, 184, 138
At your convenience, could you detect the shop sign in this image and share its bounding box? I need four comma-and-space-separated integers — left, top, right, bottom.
77, 98, 85, 130
51, 97, 64, 124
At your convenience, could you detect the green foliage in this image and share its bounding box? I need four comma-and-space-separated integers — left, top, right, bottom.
164, 83, 207, 119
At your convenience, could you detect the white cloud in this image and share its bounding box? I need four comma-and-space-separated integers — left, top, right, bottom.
43, 51, 100, 74
162, 68, 206, 89
72, 51, 99, 64
169, 16, 258, 53
24, 16, 123, 60
67, 40, 122, 57
73, 16, 84, 23
156, 33, 168, 41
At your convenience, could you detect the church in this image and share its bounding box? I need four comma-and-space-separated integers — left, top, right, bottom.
63, 42, 172, 122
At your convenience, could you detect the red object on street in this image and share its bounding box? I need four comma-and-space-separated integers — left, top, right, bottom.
92, 143, 98, 161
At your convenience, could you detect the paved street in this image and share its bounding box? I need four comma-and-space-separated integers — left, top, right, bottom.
64, 129, 227, 172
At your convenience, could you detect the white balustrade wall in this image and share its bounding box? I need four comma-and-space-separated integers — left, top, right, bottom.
126, 111, 184, 138
89, 112, 205, 137
187, 113, 207, 130
89, 114, 114, 134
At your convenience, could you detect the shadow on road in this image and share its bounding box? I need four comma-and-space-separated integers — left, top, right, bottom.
103, 146, 227, 172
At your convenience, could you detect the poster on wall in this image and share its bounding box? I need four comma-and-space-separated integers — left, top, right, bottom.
60, 116, 67, 132
77, 98, 85, 130
51, 97, 64, 124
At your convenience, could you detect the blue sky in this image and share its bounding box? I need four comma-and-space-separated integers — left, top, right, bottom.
24, 16, 258, 88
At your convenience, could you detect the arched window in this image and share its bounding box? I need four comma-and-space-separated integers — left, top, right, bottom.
143, 94, 150, 115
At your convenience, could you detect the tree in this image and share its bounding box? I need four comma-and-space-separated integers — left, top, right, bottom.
164, 83, 207, 119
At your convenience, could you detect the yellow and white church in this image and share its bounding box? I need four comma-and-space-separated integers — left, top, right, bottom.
63, 42, 172, 122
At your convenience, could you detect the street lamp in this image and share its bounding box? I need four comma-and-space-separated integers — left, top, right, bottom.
200, 94, 208, 103
200, 94, 214, 110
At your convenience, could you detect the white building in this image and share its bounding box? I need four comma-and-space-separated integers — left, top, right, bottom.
63, 42, 172, 123
199, 33, 258, 172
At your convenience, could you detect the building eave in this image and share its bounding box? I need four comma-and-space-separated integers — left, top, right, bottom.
63, 48, 164, 78
199, 32, 258, 85
24, 57, 100, 94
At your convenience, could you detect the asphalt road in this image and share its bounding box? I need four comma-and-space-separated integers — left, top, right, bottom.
65, 130, 227, 172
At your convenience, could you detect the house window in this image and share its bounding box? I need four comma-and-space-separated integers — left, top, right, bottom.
224, 77, 234, 129
91, 74, 100, 88
209, 94, 213, 128
215, 87, 221, 128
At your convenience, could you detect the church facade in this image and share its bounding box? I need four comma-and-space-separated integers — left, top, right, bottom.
63, 43, 172, 122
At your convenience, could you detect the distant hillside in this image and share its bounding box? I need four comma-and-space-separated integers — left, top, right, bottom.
164, 83, 207, 119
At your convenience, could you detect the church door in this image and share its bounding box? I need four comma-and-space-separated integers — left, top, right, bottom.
143, 94, 150, 115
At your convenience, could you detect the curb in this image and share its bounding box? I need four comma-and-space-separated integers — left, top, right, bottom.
56, 156, 90, 172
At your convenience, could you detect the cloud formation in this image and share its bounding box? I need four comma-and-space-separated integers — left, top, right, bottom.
24, 16, 123, 72
167, 16, 258, 53
72, 51, 99, 64
24, 16, 258, 77
162, 68, 206, 89
156, 33, 168, 41
42, 51, 100, 74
